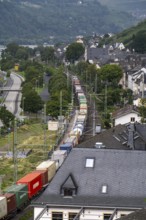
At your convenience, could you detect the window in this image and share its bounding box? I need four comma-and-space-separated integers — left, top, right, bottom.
101, 185, 107, 194
61, 174, 78, 197
131, 117, 135, 122
52, 212, 63, 220
85, 158, 95, 167
104, 214, 111, 220
69, 213, 78, 220
121, 214, 126, 217
64, 188, 73, 197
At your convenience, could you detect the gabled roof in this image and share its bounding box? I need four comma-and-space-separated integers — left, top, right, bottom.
112, 105, 139, 119
34, 148, 146, 208
118, 209, 146, 220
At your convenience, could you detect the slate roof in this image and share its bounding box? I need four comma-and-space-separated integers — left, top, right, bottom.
61, 174, 77, 189
34, 148, 146, 208
77, 123, 146, 151
118, 209, 146, 220
78, 124, 129, 149
135, 123, 146, 143
112, 105, 139, 119
86, 46, 128, 65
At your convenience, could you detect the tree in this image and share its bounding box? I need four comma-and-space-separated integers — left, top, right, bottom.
22, 91, 44, 113
21, 82, 34, 96
0, 54, 15, 71
0, 106, 14, 127
25, 64, 44, 86
25, 66, 39, 82
39, 46, 56, 63
99, 64, 123, 87
65, 42, 85, 63
45, 66, 56, 76
131, 31, 146, 53
75, 61, 89, 77
15, 47, 29, 60
6, 42, 19, 57
46, 94, 69, 118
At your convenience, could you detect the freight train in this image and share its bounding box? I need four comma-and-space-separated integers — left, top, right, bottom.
0, 75, 87, 220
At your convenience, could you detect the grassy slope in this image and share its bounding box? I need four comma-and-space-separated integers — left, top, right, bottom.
0, 123, 57, 189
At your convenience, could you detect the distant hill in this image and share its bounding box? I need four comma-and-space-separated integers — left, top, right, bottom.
98, 0, 146, 20
0, 0, 136, 44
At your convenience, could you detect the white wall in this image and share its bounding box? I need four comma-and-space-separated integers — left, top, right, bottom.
34, 207, 133, 220
115, 112, 141, 126
128, 74, 133, 91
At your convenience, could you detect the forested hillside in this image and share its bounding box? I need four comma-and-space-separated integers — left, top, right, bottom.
98, 0, 146, 20
98, 0, 146, 10
115, 20, 146, 45
0, 0, 136, 44
101, 19, 146, 53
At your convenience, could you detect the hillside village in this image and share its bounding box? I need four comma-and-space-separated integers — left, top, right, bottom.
30, 35, 146, 220
1, 31, 146, 220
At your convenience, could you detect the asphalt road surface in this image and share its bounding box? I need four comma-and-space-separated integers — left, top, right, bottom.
3, 72, 23, 117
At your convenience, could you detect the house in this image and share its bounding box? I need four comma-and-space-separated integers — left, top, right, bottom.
114, 43, 125, 50
78, 123, 146, 150
112, 105, 141, 126
33, 148, 146, 220
130, 67, 146, 97
118, 209, 146, 220
85, 45, 128, 66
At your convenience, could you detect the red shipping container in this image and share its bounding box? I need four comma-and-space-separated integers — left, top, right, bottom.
32, 170, 48, 186
0, 193, 16, 215
16, 173, 42, 199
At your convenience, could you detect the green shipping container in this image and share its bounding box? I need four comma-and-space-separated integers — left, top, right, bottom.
5, 184, 28, 209
79, 100, 87, 104
79, 96, 86, 99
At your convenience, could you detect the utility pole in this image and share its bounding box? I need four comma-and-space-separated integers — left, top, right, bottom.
60, 90, 62, 117
93, 101, 96, 136
59, 90, 63, 136
104, 84, 107, 119
43, 104, 47, 159
66, 67, 69, 89
95, 74, 97, 94
71, 79, 74, 107
13, 118, 17, 183
142, 72, 144, 99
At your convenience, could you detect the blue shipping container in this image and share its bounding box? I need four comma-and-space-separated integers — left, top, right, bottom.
60, 143, 72, 154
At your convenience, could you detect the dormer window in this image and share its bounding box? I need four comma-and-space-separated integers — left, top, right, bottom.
60, 174, 78, 197
64, 188, 73, 196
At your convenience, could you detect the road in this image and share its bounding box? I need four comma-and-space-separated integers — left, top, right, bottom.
3, 72, 23, 117
40, 75, 50, 102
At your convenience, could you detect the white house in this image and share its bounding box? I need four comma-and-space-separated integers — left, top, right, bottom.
127, 67, 146, 97
112, 105, 141, 126
33, 148, 146, 220
115, 43, 125, 50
